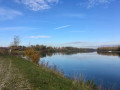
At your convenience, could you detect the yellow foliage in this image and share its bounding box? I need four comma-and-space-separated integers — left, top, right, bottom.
24, 47, 40, 64
24, 48, 35, 58
31, 52, 40, 64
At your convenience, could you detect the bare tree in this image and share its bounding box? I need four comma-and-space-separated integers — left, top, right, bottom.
13, 36, 20, 46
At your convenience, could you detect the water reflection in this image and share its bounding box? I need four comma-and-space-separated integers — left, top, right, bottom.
97, 51, 120, 58
41, 52, 120, 90
40, 51, 96, 58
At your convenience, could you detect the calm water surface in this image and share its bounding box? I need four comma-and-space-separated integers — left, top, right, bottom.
40, 52, 120, 89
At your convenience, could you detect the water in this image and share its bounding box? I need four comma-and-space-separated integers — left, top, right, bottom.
40, 52, 120, 89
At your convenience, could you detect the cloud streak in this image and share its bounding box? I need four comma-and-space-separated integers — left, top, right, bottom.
55, 25, 71, 30
88, 0, 111, 8
0, 27, 40, 31
70, 31, 87, 32
80, 0, 115, 8
63, 13, 86, 18
0, 7, 23, 21
65, 41, 88, 45
29, 35, 51, 38
15, 0, 59, 11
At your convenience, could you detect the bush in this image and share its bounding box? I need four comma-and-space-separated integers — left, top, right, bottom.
0, 49, 8, 54
24, 47, 40, 64
31, 52, 40, 64
24, 48, 35, 58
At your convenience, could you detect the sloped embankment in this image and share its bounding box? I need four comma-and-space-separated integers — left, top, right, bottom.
0, 55, 96, 90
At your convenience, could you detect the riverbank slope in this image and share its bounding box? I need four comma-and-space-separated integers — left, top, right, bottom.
0, 55, 96, 90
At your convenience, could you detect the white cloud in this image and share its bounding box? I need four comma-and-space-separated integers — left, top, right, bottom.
14, 0, 21, 3
15, 0, 59, 11
0, 7, 23, 21
70, 31, 87, 32
55, 25, 71, 30
80, 0, 115, 8
0, 27, 40, 31
47, 0, 59, 3
88, 0, 110, 8
63, 13, 86, 18
65, 42, 88, 45
29, 35, 51, 38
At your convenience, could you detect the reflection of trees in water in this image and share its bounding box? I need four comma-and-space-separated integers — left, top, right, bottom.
59, 52, 79, 55
40, 51, 96, 58
46, 52, 53, 57
97, 51, 120, 58
60, 51, 95, 55
39, 52, 47, 58
21, 51, 96, 64
39, 52, 76, 57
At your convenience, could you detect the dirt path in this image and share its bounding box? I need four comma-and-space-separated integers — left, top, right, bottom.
0, 56, 31, 90
0, 58, 12, 88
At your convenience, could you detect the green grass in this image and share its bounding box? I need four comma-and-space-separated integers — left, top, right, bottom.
0, 55, 97, 90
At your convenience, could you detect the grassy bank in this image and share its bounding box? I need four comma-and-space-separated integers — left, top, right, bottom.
0, 55, 97, 90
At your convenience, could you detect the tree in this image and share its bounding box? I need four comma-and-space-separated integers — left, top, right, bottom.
13, 36, 20, 46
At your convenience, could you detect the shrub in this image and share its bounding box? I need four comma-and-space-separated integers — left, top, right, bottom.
24, 48, 35, 58
31, 52, 40, 64
24, 47, 40, 64
0, 49, 8, 54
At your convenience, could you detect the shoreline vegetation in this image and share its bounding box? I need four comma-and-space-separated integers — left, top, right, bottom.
0, 44, 120, 89
0, 45, 99, 90
0, 45, 96, 57
0, 39, 99, 90
97, 46, 120, 52
97, 46, 120, 57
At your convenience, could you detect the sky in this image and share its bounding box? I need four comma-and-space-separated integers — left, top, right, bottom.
0, 0, 120, 48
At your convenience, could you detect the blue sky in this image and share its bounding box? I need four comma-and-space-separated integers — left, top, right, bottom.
0, 0, 120, 48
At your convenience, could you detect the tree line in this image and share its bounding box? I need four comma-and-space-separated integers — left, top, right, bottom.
97, 46, 120, 52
